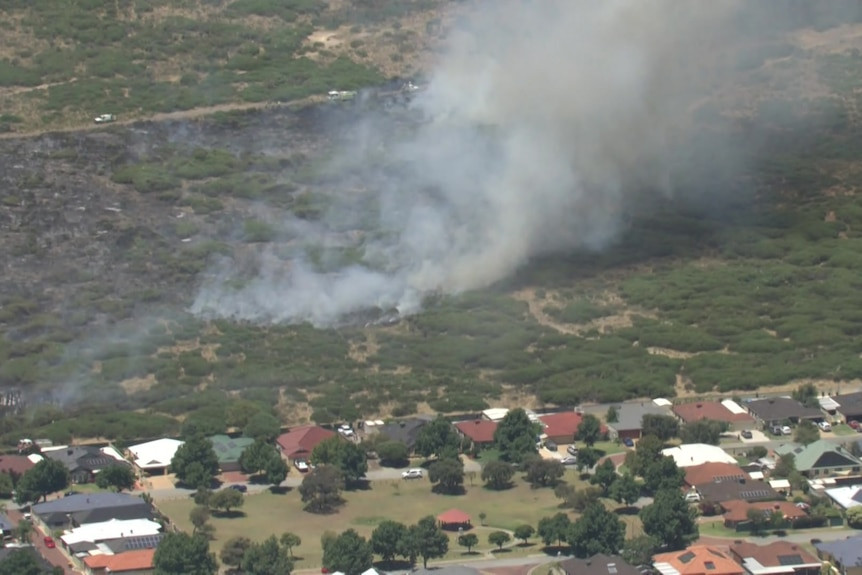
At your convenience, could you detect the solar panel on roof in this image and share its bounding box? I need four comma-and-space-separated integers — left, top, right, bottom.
678, 552, 696, 564
122, 534, 164, 551
777, 554, 803, 566
704, 562, 716, 570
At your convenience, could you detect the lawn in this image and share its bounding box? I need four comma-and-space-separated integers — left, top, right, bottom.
830, 424, 859, 437
157, 471, 627, 569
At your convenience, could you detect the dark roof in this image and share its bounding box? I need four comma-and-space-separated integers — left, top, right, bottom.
815, 536, 862, 567
835, 392, 862, 417
730, 541, 819, 569
0, 513, 12, 532
377, 417, 432, 448
103, 532, 165, 554
559, 554, 641, 575
42, 446, 126, 474
745, 398, 821, 422
33, 493, 144, 515
610, 403, 671, 432
74, 503, 154, 526
697, 479, 779, 503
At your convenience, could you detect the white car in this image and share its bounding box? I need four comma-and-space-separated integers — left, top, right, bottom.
560, 456, 578, 466
294, 460, 309, 472
401, 468, 423, 479
781, 425, 792, 435
94, 114, 116, 124
818, 421, 832, 432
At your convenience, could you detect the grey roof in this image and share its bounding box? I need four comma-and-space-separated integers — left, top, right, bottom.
746, 398, 822, 422
610, 403, 671, 432
42, 446, 126, 474
815, 536, 862, 567
697, 479, 779, 503
560, 554, 641, 575
377, 416, 433, 448
33, 493, 144, 515
835, 392, 862, 417
0, 513, 12, 532
103, 533, 165, 553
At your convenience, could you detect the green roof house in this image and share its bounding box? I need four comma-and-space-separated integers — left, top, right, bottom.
209, 435, 254, 473
774, 440, 862, 477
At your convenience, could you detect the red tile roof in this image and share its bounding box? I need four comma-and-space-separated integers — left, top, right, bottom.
455, 420, 498, 444
721, 500, 808, 523
276, 425, 336, 460
437, 508, 471, 524
673, 402, 754, 424
729, 541, 819, 569
0, 454, 34, 476
84, 549, 156, 572
653, 546, 744, 575
539, 412, 583, 439
684, 462, 747, 487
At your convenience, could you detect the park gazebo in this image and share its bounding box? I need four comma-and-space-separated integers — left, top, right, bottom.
437, 509, 472, 530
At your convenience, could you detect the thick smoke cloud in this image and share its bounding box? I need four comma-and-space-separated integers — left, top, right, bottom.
191, 0, 770, 326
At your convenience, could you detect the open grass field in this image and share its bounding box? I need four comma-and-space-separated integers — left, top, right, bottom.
157, 471, 641, 569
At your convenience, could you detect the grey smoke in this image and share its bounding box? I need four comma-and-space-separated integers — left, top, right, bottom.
190, 0, 789, 326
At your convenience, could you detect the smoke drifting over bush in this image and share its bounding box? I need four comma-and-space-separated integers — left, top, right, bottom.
191, 0, 787, 326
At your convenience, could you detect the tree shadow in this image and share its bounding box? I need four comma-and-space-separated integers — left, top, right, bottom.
614, 506, 640, 515
516, 542, 536, 549
374, 559, 413, 571
491, 548, 512, 554
431, 485, 466, 495
212, 510, 247, 519
345, 479, 372, 491
269, 485, 292, 495
541, 545, 571, 557
482, 483, 514, 492
460, 551, 481, 556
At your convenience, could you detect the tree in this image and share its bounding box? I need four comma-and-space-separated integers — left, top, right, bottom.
190, 505, 211, 534
458, 533, 479, 553
606, 406, 619, 423
242, 535, 294, 575
482, 460, 515, 490
240, 439, 289, 485
194, 487, 212, 507
680, 420, 727, 445
847, 506, 862, 528
793, 383, 819, 408
525, 458, 565, 487
220, 536, 252, 571
630, 435, 664, 476
280, 532, 302, 559
0, 473, 13, 497
537, 513, 571, 547
514, 524, 535, 545
96, 464, 136, 492
322, 529, 373, 575
243, 412, 281, 442
794, 420, 820, 445
15, 459, 69, 504
0, 549, 45, 575
773, 453, 796, 478
414, 416, 460, 459
747, 507, 770, 535
171, 435, 219, 489
641, 415, 679, 441
377, 441, 409, 467
428, 456, 465, 494
311, 437, 368, 485
494, 408, 539, 463
227, 400, 264, 429
576, 446, 600, 472
640, 488, 699, 550
555, 484, 601, 511
577, 414, 602, 446
371, 520, 409, 563
642, 456, 684, 494
153, 532, 218, 575
621, 535, 659, 567
16, 519, 32, 542
610, 473, 641, 506
410, 515, 449, 568
591, 459, 618, 495
567, 502, 626, 558
210, 488, 244, 513
299, 466, 345, 513
488, 531, 511, 550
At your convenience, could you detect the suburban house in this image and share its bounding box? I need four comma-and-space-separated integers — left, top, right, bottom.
127, 438, 185, 476
374, 416, 433, 451
814, 536, 862, 575
696, 478, 780, 504
454, 420, 498, 449
832, 392, 862, 424
720, 500, 808, 528
653, 545, 745, 575
482, 408, 510, 422
68, 532, 164, 559
61, 517, 162, 549
41, 445, 129, 484
559, 554, 640, 575
32, 493, 154, 530
83, 548, 156, 574
672, 400, 755, 431
662, 444, 739, 468
825, 485, 862, 510
0, 513, 13, 538
684, 462, 748, 489
730, 542, 821, 575
0, 453, 34, 479
539, 411, 607, 445
276, 425, 336, 464
209, 434, 254, 473
774, 440, 862, 477
745, 398, 822, 429
607, 403, 672, 441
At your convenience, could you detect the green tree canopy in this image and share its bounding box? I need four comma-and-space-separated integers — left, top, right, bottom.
575, 446, 600, 472
458, 533, 479, 553
591, 459, 618, 495
371, 520, 409, 563
322, 529, 373, 575
610, 472, 641, 506
219, 536, 252, 570
239, 439, 289, 485
428, 456, 465, 494
794, 420, 820, 445
311, 437, 368, 485
514, 524, 535, 544
537, 512, 571, 547
96, 464, 136, 492
642, 455, 684, 494
414, 416, 460, 459
525, 458, 565, 487
241, 535, 293, 575
15, 459, 69, 504
606, 406, 619, 423
481, 460, 515, 490
171, 435, 219, 490
577, 414, 602, 446
680, 420, 728, 445
409, 516, 449, 568
488, 531, 511, 550
280, 533, 302, 559
494, 408, 539, 463
621, 535, 659, 567
299, 465, 344, 513
153, 532, 218, 575
0, 549, 45, 575
376, 441, 409, 467
243, 412, 282, 442
210, 488, 244, 513
641, 414, 679, 441
640, 488, 699, 550
567, 502, 626, 558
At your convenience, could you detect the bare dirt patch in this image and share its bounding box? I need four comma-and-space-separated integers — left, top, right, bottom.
513, 288, 655, 336
119, 373, 157, 394
793, 24, 862, 53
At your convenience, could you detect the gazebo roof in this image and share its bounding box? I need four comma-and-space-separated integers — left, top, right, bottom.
437, 509, 471, 524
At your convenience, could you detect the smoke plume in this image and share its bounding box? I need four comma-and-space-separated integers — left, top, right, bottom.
191, 0, 776, 326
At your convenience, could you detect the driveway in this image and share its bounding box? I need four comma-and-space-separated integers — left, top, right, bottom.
6, 508, 82, 575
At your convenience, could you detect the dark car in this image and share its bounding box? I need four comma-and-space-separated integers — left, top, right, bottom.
623, 437, 635, 447
228, 484, 248, 493
544, 440, 558, 452
741, 430, 753, 439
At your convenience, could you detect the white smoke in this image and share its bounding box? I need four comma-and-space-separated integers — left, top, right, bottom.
192, 0, 753, 326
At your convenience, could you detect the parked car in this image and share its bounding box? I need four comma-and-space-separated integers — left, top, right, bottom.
818, 421, 832, 432
43, 536, 55, 548
850, 420, 860, 430
771, 426, 783, 436
544, 440, 558, 452
401, 468, 423, 479
781, 425, 792, 435
623, 437, 635, 447
740, 430, 753, 439
294, 460, 309, 472
338, 424, 354, 437
94, 113, 116, 124
566, 445, 579, 456
560, 456, 578, 466
228, 484, 247, 493
684, 491, 702, 502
